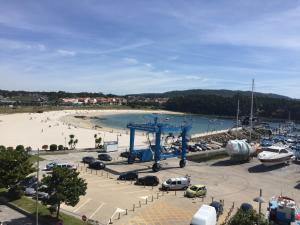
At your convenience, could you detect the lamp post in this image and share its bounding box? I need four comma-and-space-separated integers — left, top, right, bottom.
253, 189, 265, 225
36, 148, 40, 225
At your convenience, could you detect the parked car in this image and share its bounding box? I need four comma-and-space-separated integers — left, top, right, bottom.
20, 176, 38, 189
135, 176, 159, 186
162, 177, 190, 191
190, 204, 217, 225
186, 185, 207, 198
54, 162, 76, 170
25, 187, 36, 196
188, 145, 198, 152
45, 162, 76, 170
120, 151, 130, 158
25, 184, 47, 197
89, 160, 106, 170
45, 161, 58, 170
98, 153, 112, 161
32, 191, 49, 201
82, 156, 96, 164
240, 203, 253, 212
210, 201, 224, 218
118, 171, 138, 180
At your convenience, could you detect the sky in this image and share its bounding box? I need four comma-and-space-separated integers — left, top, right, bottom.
1, 0, 300, 98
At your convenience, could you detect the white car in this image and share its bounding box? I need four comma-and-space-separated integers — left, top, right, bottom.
45, 162, 76, 171
162, 176, 191, 191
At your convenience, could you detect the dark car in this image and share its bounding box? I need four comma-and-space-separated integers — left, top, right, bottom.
20, 176, 38, 189
89, 160, 106, 170
98, 153, 112, 161
82, 156, 96, 164
135, 176, 159, 186
120, 151, 130, 158
118, 171, 138, 180
240, 203, 253, 212
210, 201, 224, 217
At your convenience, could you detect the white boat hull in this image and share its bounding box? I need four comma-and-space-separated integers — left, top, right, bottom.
259, 155, 293, 166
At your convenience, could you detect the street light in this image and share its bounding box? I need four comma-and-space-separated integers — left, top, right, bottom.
253, 189, 266, 225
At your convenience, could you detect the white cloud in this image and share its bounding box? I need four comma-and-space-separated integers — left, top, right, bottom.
0, 39, 46, 52
57, 49, 76, 56
123, 57, 139, 65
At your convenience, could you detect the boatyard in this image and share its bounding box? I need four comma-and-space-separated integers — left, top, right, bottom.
38, 149, 300, 225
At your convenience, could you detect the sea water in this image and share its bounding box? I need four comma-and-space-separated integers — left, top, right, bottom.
91, 113, 235, 135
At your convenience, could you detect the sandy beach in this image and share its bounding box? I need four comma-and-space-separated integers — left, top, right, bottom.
0, 109, 179, 150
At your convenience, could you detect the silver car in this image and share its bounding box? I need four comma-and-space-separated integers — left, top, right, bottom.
162, 177, 191, 190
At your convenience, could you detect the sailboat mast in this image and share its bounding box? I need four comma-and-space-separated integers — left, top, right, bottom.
236, 99, 240, 139
250, 79, 254, 141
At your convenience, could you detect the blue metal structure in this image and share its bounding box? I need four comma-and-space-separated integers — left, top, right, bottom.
127, 117, 191, 172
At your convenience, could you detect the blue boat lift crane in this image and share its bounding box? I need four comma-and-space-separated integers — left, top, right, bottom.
127, 117, 191, 172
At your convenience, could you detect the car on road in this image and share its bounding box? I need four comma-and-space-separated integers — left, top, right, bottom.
162, 177, 190, 191
118, 171, 138, 180
82, 156, 96, 164
185, 185, 207, 198
89, 160, 106, 170
98, 153, 112, 161
210, 201, 224, 218
135, 176, 159, 186
240, 203, 253, 212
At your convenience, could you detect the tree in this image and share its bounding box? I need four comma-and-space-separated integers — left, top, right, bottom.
49, 144, 58, 151
42, 145, 48, 151
68, 134, 78, 149
16, 145, 25, 151
0, 147, 35, 198
94, 134, 102, 148
58, 145, 64, 151
41, 167, 87, 218
227, 209, 269, 225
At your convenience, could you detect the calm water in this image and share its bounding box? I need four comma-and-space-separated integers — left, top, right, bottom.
92, 113, 235, 134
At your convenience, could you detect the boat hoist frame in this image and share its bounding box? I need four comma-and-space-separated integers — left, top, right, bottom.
127, 117, 191, 172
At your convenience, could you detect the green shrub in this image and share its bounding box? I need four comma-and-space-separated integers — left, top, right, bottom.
7, 185, 24, 200
49, 144, 58, 151
58, 145, 64, 151
16, 145, 25, 151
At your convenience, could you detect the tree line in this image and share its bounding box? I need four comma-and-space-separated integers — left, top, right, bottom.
164, 94, 300, 121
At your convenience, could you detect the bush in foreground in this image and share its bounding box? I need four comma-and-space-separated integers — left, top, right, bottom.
227, 208, 269, 225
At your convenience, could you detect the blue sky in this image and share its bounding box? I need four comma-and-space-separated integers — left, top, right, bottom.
1, 0, 300, 97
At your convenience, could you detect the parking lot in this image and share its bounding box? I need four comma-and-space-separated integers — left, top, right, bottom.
39, 151, 300, 225
0, 204, 33, 225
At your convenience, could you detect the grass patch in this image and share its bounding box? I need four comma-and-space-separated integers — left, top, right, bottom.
0, 189, 83, 225
29, 155, 45, 164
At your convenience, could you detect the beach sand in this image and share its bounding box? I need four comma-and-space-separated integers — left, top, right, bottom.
0, 109, 179, 150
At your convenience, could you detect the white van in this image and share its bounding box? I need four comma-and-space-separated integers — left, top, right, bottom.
191, 205, 217, 225
45, 162, 76, 171
162, 176, 191, 190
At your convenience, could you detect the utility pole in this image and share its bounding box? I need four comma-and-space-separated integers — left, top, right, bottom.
236, 99, 240, 139
250, 79, 254, 141
36, 148, 40, 225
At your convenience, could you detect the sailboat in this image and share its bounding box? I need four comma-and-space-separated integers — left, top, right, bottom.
226, 79, 256, 161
